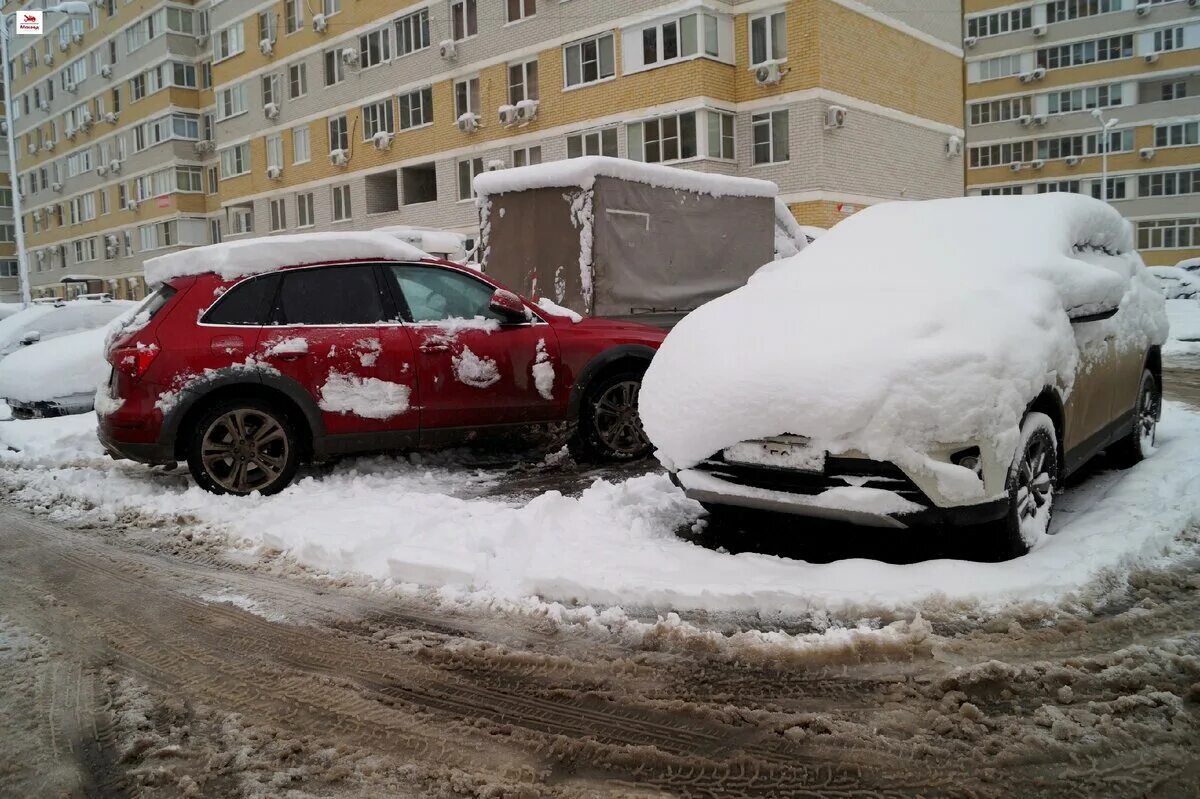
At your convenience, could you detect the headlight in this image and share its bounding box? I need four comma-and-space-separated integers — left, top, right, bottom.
951, 446, 983, 478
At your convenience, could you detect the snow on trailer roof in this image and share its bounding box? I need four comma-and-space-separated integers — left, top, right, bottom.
472, 156, 778, 200
143, 232, 430, 286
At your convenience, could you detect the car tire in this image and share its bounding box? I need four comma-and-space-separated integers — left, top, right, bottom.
186, 397, 300, 496
990, 412, 1059, 560
1109, 369, 1160, 469
569, 369, 652, 462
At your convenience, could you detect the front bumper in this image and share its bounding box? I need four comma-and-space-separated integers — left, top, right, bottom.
673, 455, 1010, 529
8, 392, 96, 420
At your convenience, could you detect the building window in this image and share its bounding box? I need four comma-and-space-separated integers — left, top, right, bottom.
457, 157, 483, 200
258, 9, 277, 44
362, 100, 395, 139
638, 13, 717, 68
1137, 217, 1199, 250
402, 163, 438, 204
1153, 27, 1183, 54
564, 33, 615, 88
266, 134, 284, 170
366, 171, 400, 214
217, 83, 247, 120
454, 76, 480, 118
966, 7, 1032, 39
297, 192, 315, 227
1046, 0, 1120, 24
399, 87, 433, 129
207, 165, 218, 194
285, 0, 303, 34
288, 64, 307, 99
262, 73, 281, 106
1155, 122, 1200, 148
451, 0, 477, 40
508, 59, 539, 104
395, 8, 429, 56
1047, 83, 1121, 115
749, 11, 786, 66
1090, 178, 1126, 201
293, 126, 311, 163
359, 26, 391, 68
332, 184, 351, 221
328, 115, 349, 152
323, 0, 342, 16
628, 111, 697, 163
229, 204, 254, 235
752, 110, 789, 164
324, 49, 345, 86
1036, 180, 1082, 194
970, 96, 1032, 125
980, 186, 1024, 196
707, 110, 734, 159
1138, 169, 1200, 198
970, 141, 1035, 168
270, 198, 287, 231
1037, 34, 1132, 70
566, 127, 617, 158
219, 143, 250, 178
214, 22, 244, 62
513, 146, 541, 167
1162, 81, 1187, 101
506, 0, 535, 23
975, 54, 1022, 82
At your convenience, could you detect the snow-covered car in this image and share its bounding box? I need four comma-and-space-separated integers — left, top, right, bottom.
1175, 257, 1200, 274
1150, 266, 1200, 299
0, 297, 134, 359
0, 324, 114, 419
641, 194, 1168, 557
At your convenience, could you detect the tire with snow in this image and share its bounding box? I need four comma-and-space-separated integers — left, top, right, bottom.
1109, 369, 1160, 469
988, 412, 1058, 560
570, 369, 652, 462
186, 397, 300, 496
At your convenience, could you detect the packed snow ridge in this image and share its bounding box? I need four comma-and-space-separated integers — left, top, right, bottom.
318, 372, 411, 419
473, 156, 778, 200
143, 232, 429, 285
641, 194, 1169, 502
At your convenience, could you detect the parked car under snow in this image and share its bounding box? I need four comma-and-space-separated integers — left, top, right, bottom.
1149, 266, 1200, 300
0, 325, 113, 419
641, 194, 1169, 558
0, 297, 134, 360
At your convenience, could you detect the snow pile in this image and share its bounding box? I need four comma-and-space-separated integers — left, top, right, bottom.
452, 347, 499, 389
318, 372, 410, 419
0, 323, 111, 402
1164, 299, 1200, 362
773, 199, 809, 260
642, 195, 1169, 501
532, 339, 554, 400
262, 337, 308, 357
473, 156, 778, 200
143, 232, 428, 285
536, 297, 582, 323
3, 404, 1200, 617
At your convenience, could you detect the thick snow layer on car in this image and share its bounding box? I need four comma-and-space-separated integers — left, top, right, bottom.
144, 232, 429, 285
0, 300, 135, 357
0, 323, 111, 403
472, 156, 777, 200
641, 195, 1169, 500
0, 303, 23, 321
318, 372, 411, 419
1, 404, 1199, 620
372, 226, 469, 259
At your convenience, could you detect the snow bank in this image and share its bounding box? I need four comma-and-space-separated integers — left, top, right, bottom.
318, 372, 410, 419
2, 404, 1200, 619
473, 156, 777, 200
0, 303, 23, 321
642, 195, 1169, 499
144, 232, 428, 285
0, 324, 110, 402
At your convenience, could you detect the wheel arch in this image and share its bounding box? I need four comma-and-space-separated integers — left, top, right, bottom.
566, 344, 657, 420
1024, 387, 1066, 484
1145, 345, 1162, 389
167, 372, 323, 462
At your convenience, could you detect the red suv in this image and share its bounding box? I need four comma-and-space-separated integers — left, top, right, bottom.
99, 253, 665, 495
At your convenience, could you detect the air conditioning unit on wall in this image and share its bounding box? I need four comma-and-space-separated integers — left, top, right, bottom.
823, 105, 848, 130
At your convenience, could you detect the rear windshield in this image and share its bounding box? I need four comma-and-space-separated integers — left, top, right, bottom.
136, 285, 177, 322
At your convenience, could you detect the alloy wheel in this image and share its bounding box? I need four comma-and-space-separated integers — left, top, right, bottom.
592, 380, 649, 457
1016, 435, 1054, 526
1137, 382, 1158, 451
201, 408, 290, 494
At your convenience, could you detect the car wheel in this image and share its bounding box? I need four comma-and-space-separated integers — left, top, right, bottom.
992, 412, 1058, 560
186, 398, 300, 496
570, 369, 652, 461
1109, 369, 1160, 468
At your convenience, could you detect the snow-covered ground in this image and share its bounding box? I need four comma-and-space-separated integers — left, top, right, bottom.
3, 402, 1200, 622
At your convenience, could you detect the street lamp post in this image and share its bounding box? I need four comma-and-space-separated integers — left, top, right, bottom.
1090, 108, 1119, 204
2, 2, 93, 308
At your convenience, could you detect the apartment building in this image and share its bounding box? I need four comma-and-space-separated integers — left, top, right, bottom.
7, 0, 964, 301
964, 0, 1200, 267
0, 70, 15, 303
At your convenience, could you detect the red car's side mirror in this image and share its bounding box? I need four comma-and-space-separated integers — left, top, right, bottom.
488, 289, 528, 323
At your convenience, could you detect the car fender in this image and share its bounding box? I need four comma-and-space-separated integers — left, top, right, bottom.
159, 368, 326, 445
566, 344, 657, 420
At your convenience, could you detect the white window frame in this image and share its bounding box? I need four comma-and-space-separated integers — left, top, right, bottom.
563, 32, 615, 89
751, 109, 789, 165
293, 125, 311, 163
331, 184, 352, 221
748, 10, 786, 67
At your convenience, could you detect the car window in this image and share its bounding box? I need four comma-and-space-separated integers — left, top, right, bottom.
278, 266, 387, 325
388, 265, 506, 323
203, 275, 278, 326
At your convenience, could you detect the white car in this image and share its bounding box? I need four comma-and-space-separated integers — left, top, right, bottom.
641, 195, 1168, 557
0, 297, 134, 359
1175, 257, 1200, 274
1150, 266, 1200, 299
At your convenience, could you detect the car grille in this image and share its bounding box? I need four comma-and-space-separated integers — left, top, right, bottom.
694, 454, 932, 507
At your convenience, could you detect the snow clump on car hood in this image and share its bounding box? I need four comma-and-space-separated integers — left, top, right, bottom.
641, 194, 1168, 501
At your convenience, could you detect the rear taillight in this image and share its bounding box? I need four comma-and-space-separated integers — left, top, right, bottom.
110, 343, 160, 381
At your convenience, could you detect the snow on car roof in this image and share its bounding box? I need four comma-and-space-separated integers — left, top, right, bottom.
372, 226, 468, 256
473, 156, 778, 200
143, 232, 430, 285
641, 194, 1169, 497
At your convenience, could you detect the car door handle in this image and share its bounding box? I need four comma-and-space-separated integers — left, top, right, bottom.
420, 341, 450, 353
272, 352, 308, 362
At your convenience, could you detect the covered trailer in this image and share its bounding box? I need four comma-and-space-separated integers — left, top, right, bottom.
473, 157, 801, 325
